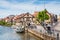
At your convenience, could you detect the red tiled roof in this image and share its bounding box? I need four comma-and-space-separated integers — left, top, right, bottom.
4, 17, 9, 20
13, 14, 25, 20
13, 13, 35, 20
33, 11, 39, 17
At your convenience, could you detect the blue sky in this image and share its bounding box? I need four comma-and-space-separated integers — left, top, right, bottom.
0, 0, 60, 18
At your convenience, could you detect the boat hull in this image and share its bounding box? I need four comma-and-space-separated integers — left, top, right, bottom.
15, 28, 25, 33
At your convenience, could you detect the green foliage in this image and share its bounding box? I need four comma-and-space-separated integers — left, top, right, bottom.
37, 9, 49, 22
0, 20, 12, 26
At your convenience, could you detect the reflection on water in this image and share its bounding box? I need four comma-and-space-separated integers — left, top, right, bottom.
0, 26, 41, 40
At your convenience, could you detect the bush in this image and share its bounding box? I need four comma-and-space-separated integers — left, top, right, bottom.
0, 20, 12, 26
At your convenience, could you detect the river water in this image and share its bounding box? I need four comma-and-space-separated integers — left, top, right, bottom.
0, 26, 41, 40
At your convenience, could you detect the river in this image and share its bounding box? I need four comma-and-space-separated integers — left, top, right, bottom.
0, 25, 41, 40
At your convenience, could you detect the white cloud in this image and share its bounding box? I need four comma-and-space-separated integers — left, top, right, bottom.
45, 2, 60, 15
0, 0, 60, 18
0, 0, 44, 18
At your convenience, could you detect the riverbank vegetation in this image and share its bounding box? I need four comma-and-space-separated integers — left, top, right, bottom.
0, 20, 12, 26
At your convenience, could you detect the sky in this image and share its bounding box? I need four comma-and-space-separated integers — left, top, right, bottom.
0, 0, 60, 18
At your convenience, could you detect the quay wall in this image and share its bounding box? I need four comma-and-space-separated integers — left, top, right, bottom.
27, 29, 56, 40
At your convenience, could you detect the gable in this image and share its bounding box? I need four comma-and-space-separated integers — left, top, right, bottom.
23, 13, 34, 18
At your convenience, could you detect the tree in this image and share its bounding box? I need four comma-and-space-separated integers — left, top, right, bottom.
37, 9, 49, 22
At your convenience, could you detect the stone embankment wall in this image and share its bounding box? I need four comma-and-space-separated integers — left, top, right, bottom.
28, 29, 56, 40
